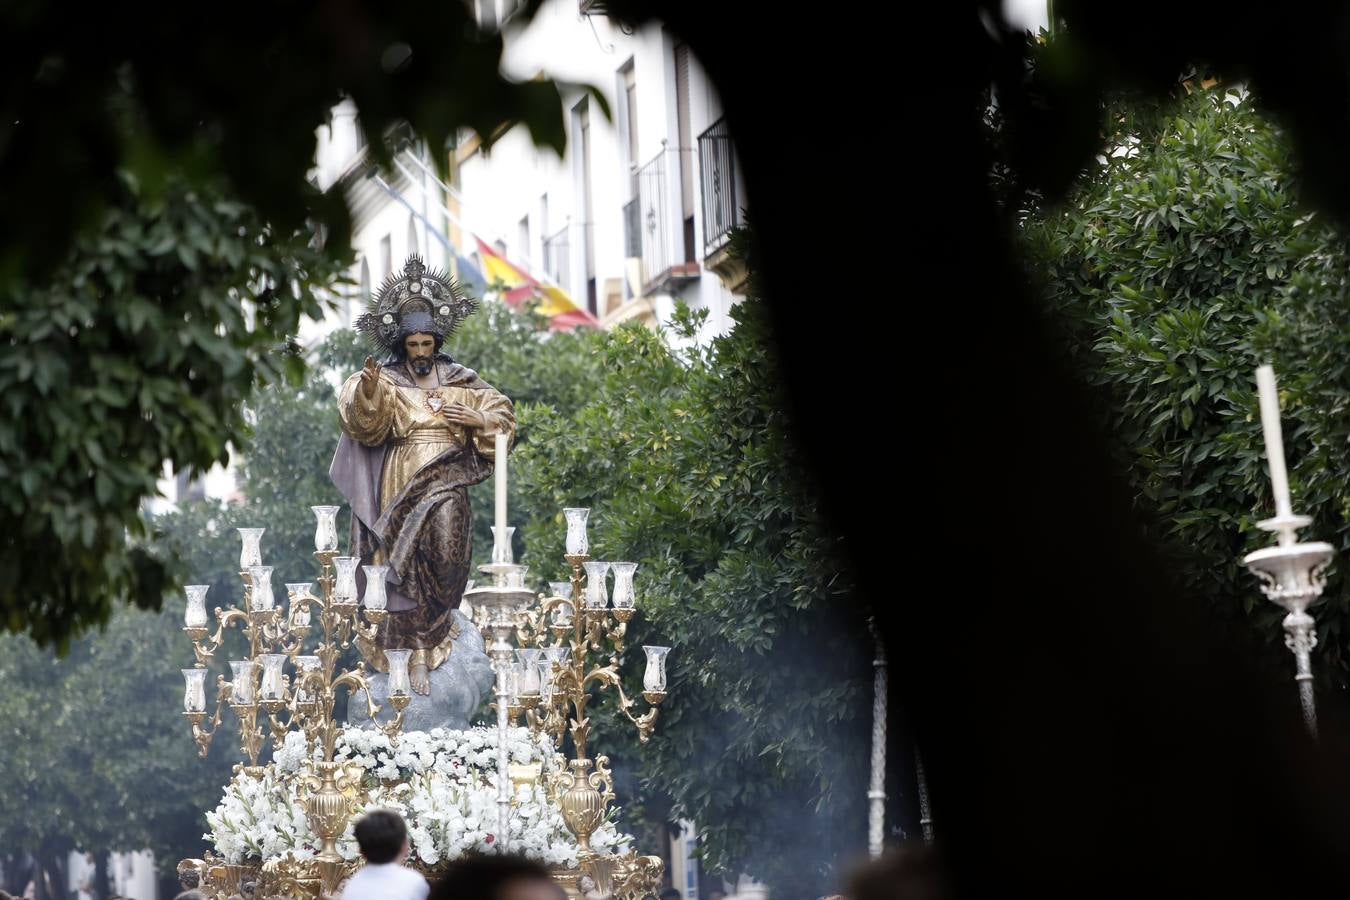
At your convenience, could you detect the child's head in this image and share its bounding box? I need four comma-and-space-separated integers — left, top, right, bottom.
353, 809, 408, 864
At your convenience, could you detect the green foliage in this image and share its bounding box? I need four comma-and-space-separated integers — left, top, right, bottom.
513, 292, 869, 897
0, 607, 237, 879
0, 8, 602, 647
0, 164, 343, 647
155, 330, 365, 612
1019, 85, 1350, 680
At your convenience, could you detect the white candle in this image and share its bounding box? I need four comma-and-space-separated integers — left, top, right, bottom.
495, 432, 508, 537
1256, 365, 1294, 518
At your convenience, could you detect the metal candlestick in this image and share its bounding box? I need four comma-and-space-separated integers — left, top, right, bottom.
1244, 513, 1334, 736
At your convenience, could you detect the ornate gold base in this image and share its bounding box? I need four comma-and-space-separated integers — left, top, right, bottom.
555, 853, 664, 899
185, 851, 663, 899
187, 854, 352, 900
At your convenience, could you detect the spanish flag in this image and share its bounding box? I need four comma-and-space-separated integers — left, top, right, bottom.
474, 238, 598, 331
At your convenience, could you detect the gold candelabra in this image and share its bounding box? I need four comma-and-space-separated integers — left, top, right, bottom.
523, 554, 668, 852
179, 507, 413, 895
470, 507, 670, 862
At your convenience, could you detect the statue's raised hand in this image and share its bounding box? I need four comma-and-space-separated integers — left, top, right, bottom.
358, 356, 381, 399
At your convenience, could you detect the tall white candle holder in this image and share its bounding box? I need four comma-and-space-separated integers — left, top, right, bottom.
462, 572, 534, 852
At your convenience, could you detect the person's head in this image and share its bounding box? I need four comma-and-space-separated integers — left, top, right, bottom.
577, 874, 595, 891
176, 861, 202, 890
848, 844, 950, 900
353, 809, 409, 864
427, 854, 564, 900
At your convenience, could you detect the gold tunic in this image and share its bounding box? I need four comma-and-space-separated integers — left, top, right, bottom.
338, 374, 514, 511
337, 366, 515, 671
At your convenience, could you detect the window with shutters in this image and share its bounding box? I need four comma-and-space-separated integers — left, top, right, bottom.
674, 42, 696, 263
621, 62, 640, 198
577, 98, 597, 314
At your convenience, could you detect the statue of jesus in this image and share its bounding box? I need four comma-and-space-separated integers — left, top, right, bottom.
329, 255, 514, 697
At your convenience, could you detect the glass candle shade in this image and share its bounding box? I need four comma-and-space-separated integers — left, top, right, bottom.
610, 562, 637, 610
333, 557, 360, 604
583, 561, 610, 609
642, 646, 670, 693
248, 566, 275, 612
311, 505, 340, 552
515, 649, 543, 696
229, 660, 258, 706
361, 565, 389, 611
237, 528, 265, 570
564, 508, 589, 556
184, 585, 210, 628
385, 649, 413, 698
491, 526, 516, 565
182, 668, 207, 713
259, 654, 287, 701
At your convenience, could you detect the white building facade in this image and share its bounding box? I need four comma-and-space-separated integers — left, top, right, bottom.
466, 0, 746, 341
308, 0, 747, 348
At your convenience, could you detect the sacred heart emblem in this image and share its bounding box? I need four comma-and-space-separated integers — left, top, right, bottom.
424, 392, 446, 414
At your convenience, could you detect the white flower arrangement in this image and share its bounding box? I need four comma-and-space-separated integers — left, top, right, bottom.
206, 726, 628, 870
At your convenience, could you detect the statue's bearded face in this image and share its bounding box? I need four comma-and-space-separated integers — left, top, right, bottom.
404, 333, 436, 376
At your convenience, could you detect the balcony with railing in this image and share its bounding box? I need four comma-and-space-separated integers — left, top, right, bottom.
697, 117, 747, 294
632, 149, 700, 296
698, 117, 739, 250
